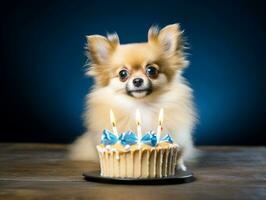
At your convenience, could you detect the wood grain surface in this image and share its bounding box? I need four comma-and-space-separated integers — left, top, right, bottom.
0, 144, 265, 200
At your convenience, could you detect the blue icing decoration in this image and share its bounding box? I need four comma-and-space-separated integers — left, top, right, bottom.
141, 131, 157, 147
118, 131, 138, 146
160, 134, 174, 144
101, 129, 118, 145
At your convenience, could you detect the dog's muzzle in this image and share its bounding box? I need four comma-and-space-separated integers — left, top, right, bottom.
126, 79, 152, 98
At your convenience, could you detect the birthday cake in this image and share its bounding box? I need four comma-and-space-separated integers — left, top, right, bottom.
96, 130, 183, 178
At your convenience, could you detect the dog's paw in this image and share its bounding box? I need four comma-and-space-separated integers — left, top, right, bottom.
68, 135, 99, 162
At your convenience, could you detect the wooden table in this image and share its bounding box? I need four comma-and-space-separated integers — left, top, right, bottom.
0, 144, 265, 199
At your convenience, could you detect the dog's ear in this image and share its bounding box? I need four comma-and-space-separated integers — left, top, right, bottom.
86, 33, 119, 65
148, 24, 183, 55
148, 24, 188, 76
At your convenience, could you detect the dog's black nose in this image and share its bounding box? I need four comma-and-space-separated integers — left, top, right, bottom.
133, 78, 144, 87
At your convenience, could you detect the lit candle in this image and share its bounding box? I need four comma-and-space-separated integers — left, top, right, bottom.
110, 109, 119, 137
136, 109, 142, 146
157, 108, 164, 143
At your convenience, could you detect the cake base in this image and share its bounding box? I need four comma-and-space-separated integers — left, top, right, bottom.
83, 169, 195, 185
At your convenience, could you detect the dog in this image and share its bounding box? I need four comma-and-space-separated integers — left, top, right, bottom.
69, 23, 197, 162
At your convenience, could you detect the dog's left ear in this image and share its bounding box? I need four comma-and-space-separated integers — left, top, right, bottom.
148, 24, 183, 55
86, 33, 119, 65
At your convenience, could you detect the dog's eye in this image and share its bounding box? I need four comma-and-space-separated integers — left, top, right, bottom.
118, 69, 129, 81
146, 65, 159, 79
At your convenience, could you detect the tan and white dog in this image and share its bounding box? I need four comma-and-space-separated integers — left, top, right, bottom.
70, 23, 197, 162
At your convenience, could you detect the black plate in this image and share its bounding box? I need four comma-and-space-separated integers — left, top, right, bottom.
83, 169, 195, 185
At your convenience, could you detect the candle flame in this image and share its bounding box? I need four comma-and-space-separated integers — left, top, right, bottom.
136, 109, 142, 147
158, 108, 164, 125
136, 109, 141, 125
110, 109, 116, 127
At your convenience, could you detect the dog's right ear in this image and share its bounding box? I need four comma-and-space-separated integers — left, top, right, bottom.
86, 33, 119, 65
148, 24, 184, 55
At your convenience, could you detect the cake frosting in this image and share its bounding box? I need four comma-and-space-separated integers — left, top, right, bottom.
96, 129, 183, 178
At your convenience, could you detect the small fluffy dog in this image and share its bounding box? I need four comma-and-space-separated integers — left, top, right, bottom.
70, 23, 197, 162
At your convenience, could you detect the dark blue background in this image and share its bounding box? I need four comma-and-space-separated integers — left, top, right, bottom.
1, 0, 266, 145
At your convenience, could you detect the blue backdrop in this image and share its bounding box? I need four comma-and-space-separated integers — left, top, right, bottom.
1, 0, 265, 145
